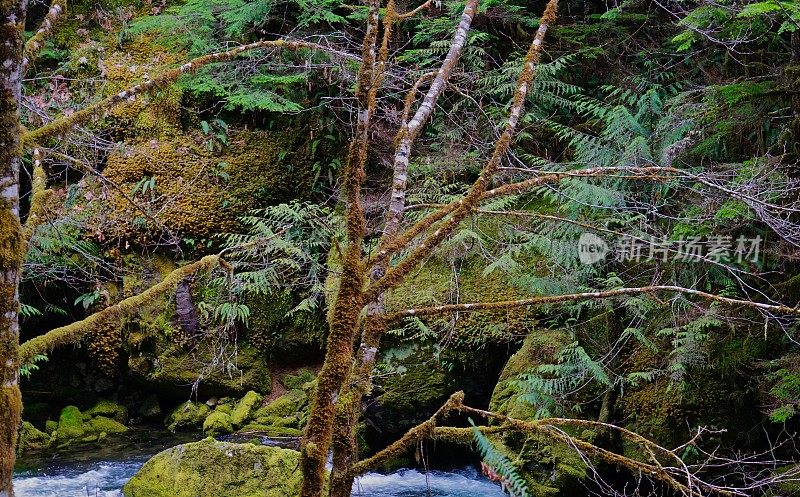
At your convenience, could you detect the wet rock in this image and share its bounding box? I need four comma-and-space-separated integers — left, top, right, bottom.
123, 438, 303, 497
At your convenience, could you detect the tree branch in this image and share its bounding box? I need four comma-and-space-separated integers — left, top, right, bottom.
22, 0, 67, 74
21, 148, 52, 241
365, 0, 560, 301
18, 255, 219, 364
348, 391, 464, 477
384, 285, 800, 322
21, 39, 332, 147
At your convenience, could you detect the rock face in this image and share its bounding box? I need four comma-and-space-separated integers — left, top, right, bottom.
122, 438, 303, 497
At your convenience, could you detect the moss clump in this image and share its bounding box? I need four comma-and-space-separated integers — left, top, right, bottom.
203, 411, 233, 437
87, 415, 129, 436
122, 438, 304, 497
85, 400, 128, 424
55, 405, 85, 440
166, 401, 211, 432
16, 422, 52, 454
252, 389, 308, 420
230, 391, 262, 429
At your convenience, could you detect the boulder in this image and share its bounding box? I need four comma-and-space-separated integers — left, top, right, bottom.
130, 343, 271, 398
230, 391, 262, 429
253, 389, 307, 420
166, 401, 211, 432
122, 438, 303, 497
16, 422, 51, 454
55, 405, 86, 441
203, 411, 233, 437
85, 400, 128, 424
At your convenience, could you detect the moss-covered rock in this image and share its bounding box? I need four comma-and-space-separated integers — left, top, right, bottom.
87, 415, 129, 436
280, 369, 316, 390
252, 389, 308, 420
203, 411, 234, 437
85, 400, 128, 424
166, 401, 211, 432
16, 422, 52, 454
130, 343, 271, 399
122, 438, 303, 497
55, 405, 86, 441
230, 391, 262, 429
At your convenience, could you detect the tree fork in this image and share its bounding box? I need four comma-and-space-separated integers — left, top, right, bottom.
298, 1, 381, 495
328, 2, 479, 494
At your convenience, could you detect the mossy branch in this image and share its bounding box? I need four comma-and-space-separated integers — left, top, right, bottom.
21, 39, 335, 147
22, 0, 67, 74
348, 391, 464, 477
384, 285, 800, 322
365, 0, 560, 302
369, 165, 678, 274
18, 255, 219, 364
21, 148, 52, 241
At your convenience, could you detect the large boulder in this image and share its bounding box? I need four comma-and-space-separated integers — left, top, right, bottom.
129, 343, 271, 398
122, 438, 303, 497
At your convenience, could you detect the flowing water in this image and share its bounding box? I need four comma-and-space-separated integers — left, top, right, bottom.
13, 429, 506, 497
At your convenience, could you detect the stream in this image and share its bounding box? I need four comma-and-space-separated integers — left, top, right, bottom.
13, 429, 506, 497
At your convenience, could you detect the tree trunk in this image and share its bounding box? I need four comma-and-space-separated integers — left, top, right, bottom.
0, 1, 27, 495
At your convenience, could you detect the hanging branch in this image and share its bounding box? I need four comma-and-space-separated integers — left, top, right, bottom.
18, 255, 220, 364
22, 0, 67, 74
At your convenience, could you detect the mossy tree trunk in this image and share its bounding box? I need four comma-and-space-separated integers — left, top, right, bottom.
0, 1, 27, 495
297, 1, 380, 496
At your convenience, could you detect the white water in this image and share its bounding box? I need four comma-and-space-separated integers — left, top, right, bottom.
14, 460, 506, 497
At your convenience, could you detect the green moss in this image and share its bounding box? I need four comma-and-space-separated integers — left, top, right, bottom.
131, 343, 271, 399
16, 422, 52, 454
87, 415, 129, 435
122, 438, 304, 497
230, 391, 263, 429
85, 400, 128, 424
203, 411, 233, 437
166, 401, 211, 432
253, 389, 308, 419
239, 424, 303, 437
489, 331, 570, 419
280, 369, 316, 390
55, 405, 85, 440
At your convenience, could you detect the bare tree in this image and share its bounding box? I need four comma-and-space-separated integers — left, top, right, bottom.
4, 1, 800, 497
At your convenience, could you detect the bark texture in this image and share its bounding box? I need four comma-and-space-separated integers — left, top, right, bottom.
0, 1, 27, 495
